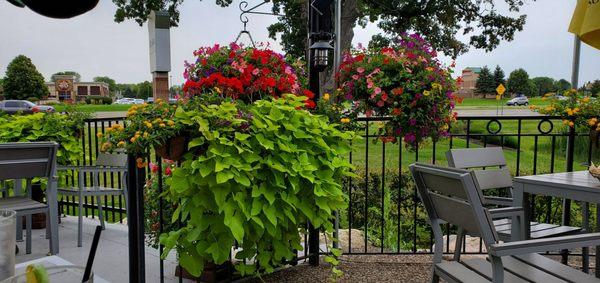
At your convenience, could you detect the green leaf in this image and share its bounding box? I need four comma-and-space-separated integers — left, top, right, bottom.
255, 133, 274, 150
180, 252, 203, 277
263, 204, 278, 226
216, 171, 234, 184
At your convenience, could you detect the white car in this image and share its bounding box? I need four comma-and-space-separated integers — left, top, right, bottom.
114, 98, 134, 104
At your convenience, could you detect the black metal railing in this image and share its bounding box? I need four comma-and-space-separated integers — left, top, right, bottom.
68, 114, 598, 281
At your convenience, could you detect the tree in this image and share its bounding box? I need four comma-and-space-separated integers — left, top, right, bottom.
554, 79, 572, 93
136, 81, 153, 99
117, 83, 137, 98
493, 65, 505, 87
113, 0, 530, 60
530, 77, 556, 97
93, 76, 117, 95
506, 68, 531, 96
51, 71, 81, 82
475, 66, 495, 96
0, 77, 4, 96
3, 55, 47, 100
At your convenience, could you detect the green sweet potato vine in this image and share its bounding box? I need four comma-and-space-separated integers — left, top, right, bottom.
159, 95, 357, 277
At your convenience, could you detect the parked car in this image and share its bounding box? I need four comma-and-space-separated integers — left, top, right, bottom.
133, 99, 145, 104
506, 96, 529, 106
0, 100, 55, 114
114, 98, 134, 104
146, 97, 154, 103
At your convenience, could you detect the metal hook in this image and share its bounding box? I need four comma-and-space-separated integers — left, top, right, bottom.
235, 0, 280, 46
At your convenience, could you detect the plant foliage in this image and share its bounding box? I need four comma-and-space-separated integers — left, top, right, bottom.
159, 95, 357, 276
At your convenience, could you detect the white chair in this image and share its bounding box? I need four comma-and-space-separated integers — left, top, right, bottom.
57, 152, 128, 247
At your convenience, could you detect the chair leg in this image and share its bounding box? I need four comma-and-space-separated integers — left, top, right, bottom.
45, 211, 50, 239
26, 214, 32, 254
16, 215, 23, 242
78, 193, 83, 247
453, 228, 464, 261
96, 195, 105, 230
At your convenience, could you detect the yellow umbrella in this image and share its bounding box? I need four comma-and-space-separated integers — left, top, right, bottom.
569, 0, 600, 50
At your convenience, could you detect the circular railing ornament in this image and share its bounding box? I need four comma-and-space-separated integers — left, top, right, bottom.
486, 119, 502, 135
537, 118, 554, 135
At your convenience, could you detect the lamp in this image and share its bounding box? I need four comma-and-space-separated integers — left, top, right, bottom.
309, 39, 334, 71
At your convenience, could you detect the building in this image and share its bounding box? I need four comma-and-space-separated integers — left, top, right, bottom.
456, 67, 481, 98
45, 74, 110, 102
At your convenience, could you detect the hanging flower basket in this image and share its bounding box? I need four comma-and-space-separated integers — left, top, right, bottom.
155, 135, 188, 162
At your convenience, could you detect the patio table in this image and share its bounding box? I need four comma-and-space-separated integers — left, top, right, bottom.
15, 256, 108, 283
513, 171, 600, 277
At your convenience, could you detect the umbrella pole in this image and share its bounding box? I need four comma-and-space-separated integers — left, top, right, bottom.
561, 35, 581, 266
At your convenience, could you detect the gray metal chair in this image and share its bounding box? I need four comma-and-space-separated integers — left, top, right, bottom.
57, 152, 128, 247
447, 147, 581, 243
410, 163, 600, 283
0, 142, 60, 255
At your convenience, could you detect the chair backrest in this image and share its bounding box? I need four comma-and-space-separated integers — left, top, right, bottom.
0, 142, 58, 181
95, 152, 127, 168
446, 147, 513, 191
409, 163, 498, 247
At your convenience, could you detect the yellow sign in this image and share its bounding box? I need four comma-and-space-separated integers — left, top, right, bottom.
496, 84, 506, 96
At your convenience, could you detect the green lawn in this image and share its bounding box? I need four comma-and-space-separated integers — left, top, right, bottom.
458, 97, 551, 108
349, 119, 592, 176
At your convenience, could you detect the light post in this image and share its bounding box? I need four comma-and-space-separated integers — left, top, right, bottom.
307, 0, 334, 266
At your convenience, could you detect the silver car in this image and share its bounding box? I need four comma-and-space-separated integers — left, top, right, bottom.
506, 96, 529, 106
0, 100, 55, 114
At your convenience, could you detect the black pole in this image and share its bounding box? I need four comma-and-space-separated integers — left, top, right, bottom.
127, 154, 146, 282
561, 124, 576, 264
308, 222, 320, 266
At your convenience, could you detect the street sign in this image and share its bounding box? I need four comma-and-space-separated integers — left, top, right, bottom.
496, 84, 506, 95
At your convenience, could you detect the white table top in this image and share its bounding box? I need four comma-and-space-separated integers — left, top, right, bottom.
15, 256, 109, 283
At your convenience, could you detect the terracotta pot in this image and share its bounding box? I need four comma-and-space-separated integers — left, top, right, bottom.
175, 261, 233, 283
155, 136, 188, 161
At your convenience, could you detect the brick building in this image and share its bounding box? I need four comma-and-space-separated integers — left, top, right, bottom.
456, 67, 481, 98
45, 75, 110, 102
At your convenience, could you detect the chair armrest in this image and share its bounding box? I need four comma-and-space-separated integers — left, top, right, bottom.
483, 196, 514, 206
489, 233, 600, 257
489, 206, 524, 219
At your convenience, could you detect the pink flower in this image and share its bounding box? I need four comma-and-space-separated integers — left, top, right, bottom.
165, 166, 172, 176
374, 87, 382, 95
377, 100, 385, 107
357, 67, 365, 74
149, 163, 158, 173
252, 68, 260, 75
367, 82, 374, 89
352, 75, 359, 80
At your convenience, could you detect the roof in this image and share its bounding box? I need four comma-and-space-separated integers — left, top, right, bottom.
464, 67, 482, 74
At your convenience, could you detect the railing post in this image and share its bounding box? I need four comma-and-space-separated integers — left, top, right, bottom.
561, 124, 576, 264
308, 222, 319, 266
127, 154, 146, 283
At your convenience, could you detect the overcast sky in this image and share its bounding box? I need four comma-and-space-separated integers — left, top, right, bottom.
1, 0, 599, 86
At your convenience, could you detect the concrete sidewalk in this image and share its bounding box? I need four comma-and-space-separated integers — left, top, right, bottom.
15, 215, 189, 282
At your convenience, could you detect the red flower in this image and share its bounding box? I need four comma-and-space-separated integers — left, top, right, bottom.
303, 89, 315, 99
304, 100, 316, 109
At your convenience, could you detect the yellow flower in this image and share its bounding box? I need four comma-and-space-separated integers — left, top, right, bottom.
529, 105, 536, 110
423, 90, 431, 96
588, 118, 597, 126
167, 120, 175, 126
100, 142, 111, 152
431, 83, 442, 91
155, 98, 162, 103
117, 141, 126, 148
159, 123, 166, 128
583, 96, 590, 103
143, 132, 149, 138
566, 108, 573, 116
145, 122, 153, 128
569, 121, 574, 127
130, 137, 137, 143
340, 118, 350, 124
563, 119, 569, 125
573, 107, 580, 113
96, 132, 103, 138
323, 93, 330, 101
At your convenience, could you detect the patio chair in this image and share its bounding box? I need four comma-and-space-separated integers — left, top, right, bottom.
409, 163, 600, 283
446, 147, 581, 244
57, 152, 128, 247
0, 142, 60, 255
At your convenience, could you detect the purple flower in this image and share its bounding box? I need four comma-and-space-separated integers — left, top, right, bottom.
409, 119, 417, 126
404, 133, 416, 143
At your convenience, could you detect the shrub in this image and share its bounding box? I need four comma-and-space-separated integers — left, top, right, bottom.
27, 97, 39, 103
84, 95, 112, 105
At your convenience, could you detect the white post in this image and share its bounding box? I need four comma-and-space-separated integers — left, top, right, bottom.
148, 11, 171, 101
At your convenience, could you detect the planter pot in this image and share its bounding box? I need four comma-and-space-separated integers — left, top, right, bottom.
155, 136, 188, 162
175, 261, 233, 283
